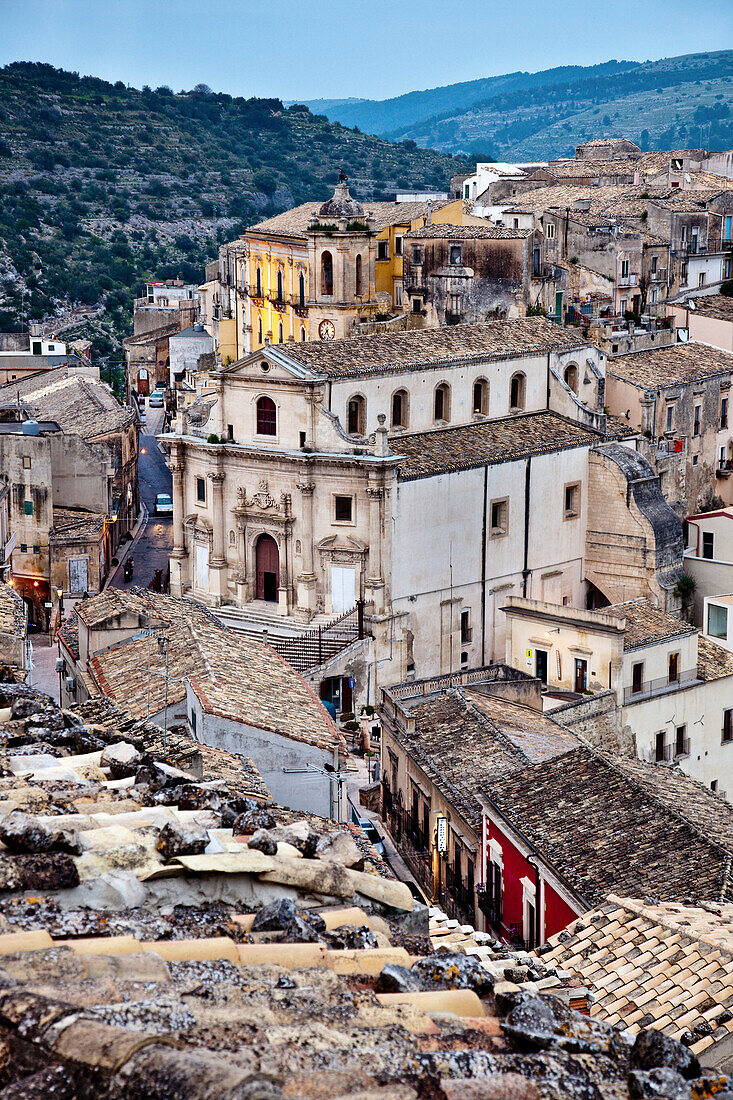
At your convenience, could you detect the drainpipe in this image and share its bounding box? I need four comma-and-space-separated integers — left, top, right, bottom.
479, 466, 489, 666
522, 457, 532, 597
546, 351, 551, 409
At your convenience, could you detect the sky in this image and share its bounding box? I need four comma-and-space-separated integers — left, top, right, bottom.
0, 0, 731, 102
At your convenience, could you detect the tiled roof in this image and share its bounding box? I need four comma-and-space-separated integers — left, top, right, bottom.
697, 633, 733, 681
484, 745, 733, 906
58, 610, 80, 659
276, 316, 587, 379
77, 697, 272, 802
546, 159, 636, 178
465, 690, 580, 762
606, 597, 694, 650
247, 199, 450, 239
543, 895, 733, 1057
506, 184, 654, 220
393, 411, 601, 480
50, 508, 106, 542
80, 589, 341, 751
0, 582, 26, 639
685, 294, 733, 321
0, 369, 134, 438
406, 224, 531, 240
608, 342, 733, 388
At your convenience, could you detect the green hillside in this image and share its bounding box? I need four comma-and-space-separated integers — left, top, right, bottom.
305, 51, 733, 158
0, 62, 468, 385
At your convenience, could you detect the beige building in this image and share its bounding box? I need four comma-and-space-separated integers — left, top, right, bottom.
503, 594, 733, 796
605, 342, 733, 512
162, 316, 685, 707
670, 294, 733, 354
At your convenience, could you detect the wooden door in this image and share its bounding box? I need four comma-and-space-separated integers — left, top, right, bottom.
256, 535, 279, 602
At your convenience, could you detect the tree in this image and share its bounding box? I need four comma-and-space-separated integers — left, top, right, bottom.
253, 170, 277, 195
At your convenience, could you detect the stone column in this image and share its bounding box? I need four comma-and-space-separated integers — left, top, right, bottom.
295, 481, 317, 621
366, 481, 385, 614
168, 452, 187, 598
207, 470, 227, 605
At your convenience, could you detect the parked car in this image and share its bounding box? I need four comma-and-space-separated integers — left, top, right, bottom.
148, 392, 164, 408
357, 818, 385, 856
154, 493, 173, 516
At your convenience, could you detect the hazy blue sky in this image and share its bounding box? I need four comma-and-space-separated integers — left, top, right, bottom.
0, 0, 731, 101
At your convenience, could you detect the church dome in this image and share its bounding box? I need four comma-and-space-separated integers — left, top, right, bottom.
318, 180, 365, 219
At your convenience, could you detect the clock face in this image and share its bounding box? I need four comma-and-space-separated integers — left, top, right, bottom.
318, 319, 335, 341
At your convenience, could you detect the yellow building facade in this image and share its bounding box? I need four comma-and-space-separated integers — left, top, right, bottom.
211, 188, 464, 358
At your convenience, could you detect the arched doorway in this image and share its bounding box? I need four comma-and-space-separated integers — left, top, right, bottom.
255, 534, 279, 602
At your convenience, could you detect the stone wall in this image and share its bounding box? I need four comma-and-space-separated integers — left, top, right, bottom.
548, 690, 635, 755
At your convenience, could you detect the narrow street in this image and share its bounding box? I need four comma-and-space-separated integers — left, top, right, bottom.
109, 404, 173, 591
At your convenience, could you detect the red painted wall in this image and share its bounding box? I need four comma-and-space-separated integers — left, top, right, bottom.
485, 816, 582, 943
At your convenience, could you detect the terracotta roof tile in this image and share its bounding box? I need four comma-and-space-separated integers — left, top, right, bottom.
608, 342, 733, 389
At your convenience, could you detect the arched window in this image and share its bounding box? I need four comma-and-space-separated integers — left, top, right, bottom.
276, 269, 284, 302
355, 254, 363, 296
321, 251, 333, 296
257, 316, 263, 345
510, 372, 526, 411
298, 271, 306, 306
256, 267, 262, 297
256, 395, 277, 436
391, 389, 409, 429
564, 363, 579, 394
347, 394, 366, 435
473, 378, 489, 415
434, 382, 451, 422
278, 321, 283, 344
300, 326, 306, 342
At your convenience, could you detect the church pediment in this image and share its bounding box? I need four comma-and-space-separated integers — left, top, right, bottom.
316, 534, 368, 555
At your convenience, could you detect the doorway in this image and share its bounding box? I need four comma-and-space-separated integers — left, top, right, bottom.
331, 565, 356, 613
256, 534, 279, 602
574, 657, 588, 693
535, 649, 548, 684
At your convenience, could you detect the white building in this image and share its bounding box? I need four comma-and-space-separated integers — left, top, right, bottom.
503, 595, 733, 797
162, 317, 685, 708
685, 507, 733, 625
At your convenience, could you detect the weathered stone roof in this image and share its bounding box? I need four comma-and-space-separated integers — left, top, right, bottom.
685, 294, 733, 322
394, 412, 601, 480
399, 688, 580, 833
484, 745, 733, 907
0, 369, 134, 438
278, 316, 588, 379
406, 224, 531, 240
50, 508, 106, 543
543, 894, 733, 1058
608, 342, 733, 388
75, 589, 341, 751
607, 597, 694, 651
247, 198, 450, 239
697, 633, 733, 681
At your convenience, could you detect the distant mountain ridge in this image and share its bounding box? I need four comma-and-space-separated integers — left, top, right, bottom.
302, 51, 733, 159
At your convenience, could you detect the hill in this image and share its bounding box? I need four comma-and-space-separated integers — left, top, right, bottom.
303, 51, 733, 158
0, 62, 468, 387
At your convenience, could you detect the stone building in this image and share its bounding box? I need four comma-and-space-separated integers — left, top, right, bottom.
0, 415, 114, 630
401, 224, 552, 324
502, 594, 733, 796
162, 317, 684, 705
208, 180, 464, 360
605, 342, 733, 513
0, 367, 139, 539
0, 582, 29, 671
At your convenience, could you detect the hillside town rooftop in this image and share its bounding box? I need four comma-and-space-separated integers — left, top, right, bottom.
608, 342, 733, 388
406, 223, 532, 239
482, 745, 733, 907
274, 316, 588, 379
608, 597, 696, 650
393, 411, 601, 480
0, 368, 134, 438
247, 198, 451, 239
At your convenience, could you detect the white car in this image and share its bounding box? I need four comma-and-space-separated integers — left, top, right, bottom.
148, 392, 164, 408
154, 493, 173, 516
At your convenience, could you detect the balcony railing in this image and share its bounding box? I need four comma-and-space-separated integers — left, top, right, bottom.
624, 668, 698, 703
674, 738, 691, 758
476, 887, 502, 928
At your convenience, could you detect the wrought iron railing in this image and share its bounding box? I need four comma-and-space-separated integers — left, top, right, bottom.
242, 601, 367, 673
624, 668, 698, 703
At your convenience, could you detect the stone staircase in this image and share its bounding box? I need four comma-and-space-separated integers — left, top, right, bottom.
214, 601, 367, 673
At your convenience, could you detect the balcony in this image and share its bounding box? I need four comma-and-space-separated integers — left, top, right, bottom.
290, 298, 309, 317
476, 887, 502, 928
717, 459, 733, 478
624, 667, 699, 704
